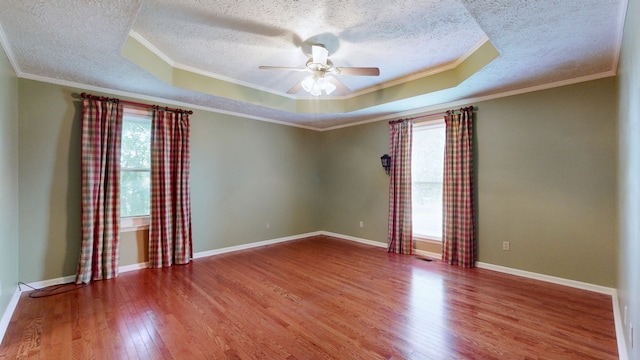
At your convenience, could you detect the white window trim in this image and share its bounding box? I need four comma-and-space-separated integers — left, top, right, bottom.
120, 216, 150, 233
120, 107, 152, 233
123, 106, 152, 118
412, 117, 445, 241
414, 235, 442, 242
414, 118, 445, 130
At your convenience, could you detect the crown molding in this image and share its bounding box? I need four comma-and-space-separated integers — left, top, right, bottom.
319, 70, 616, 131
0, 21, 20, 76
122, 33, 499, 115
16, 72, 319, 131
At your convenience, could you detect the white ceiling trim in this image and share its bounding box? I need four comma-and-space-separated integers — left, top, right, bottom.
129, 30, 298, 99
0, 22, 20, 76
0, 0, 625, 129
124, 32, 499, 115
16, 71, 319, 131
128, 31, 175, 67
319, 70, 617, 132
611, 0, 629, 74
14, 65, 616, 133
129, 31, 495, 102
343, 36, 492, 99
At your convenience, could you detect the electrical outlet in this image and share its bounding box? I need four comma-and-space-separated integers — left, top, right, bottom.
266, 223, 270, 229
359, 221, 364, 228
502, 241, 510, 251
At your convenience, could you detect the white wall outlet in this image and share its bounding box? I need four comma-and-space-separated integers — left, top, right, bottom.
266, 223, 270, 229
359, 221, 364, 228
502, 241, 510, 251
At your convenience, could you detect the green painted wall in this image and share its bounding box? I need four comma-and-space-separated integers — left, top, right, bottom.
18, 81, 83, 283
189, 109, 322, 251
0, 41, 19, 325
617, 0, 640, 356
6, 19, 635, 348
320, 121, 389, 242
17, 80, 322, 283
323, 77, 618, 287
475, 78, 617, 287
13, 71, 621, 291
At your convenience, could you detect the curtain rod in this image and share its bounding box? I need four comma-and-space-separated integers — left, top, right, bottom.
80, 93, 193, 114
389, 106, 475, 124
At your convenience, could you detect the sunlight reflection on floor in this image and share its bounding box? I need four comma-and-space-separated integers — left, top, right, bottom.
408, 264, 452, 356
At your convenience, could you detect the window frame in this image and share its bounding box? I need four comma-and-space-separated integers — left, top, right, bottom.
411, 118, 446, 242
119, 107, 152, 233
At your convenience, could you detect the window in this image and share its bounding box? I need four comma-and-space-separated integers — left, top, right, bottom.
412, 120, 445, 240
120, 108, 151, 230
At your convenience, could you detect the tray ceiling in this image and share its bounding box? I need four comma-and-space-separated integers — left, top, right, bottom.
0, 0, 626, 129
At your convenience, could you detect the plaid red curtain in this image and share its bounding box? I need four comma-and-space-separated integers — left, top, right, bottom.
76, 99, 123, 284
442, 107, 476, 267
149, 109, 193, 268
387, 119, 413, 254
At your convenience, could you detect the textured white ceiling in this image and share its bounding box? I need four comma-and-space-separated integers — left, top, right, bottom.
133, 0, 485, 94
0, 0, 625, 129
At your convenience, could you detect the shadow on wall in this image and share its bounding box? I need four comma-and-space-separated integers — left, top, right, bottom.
44, 98, 83, 280
472, 113, 480, 260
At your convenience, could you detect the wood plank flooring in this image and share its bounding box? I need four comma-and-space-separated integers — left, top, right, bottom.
0, 235, 618, 359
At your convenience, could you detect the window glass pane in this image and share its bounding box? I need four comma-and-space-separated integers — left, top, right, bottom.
121, 119, 151, 169
412, 123, 445, 239
120, 111, 151, 218
120, 170, 150, 217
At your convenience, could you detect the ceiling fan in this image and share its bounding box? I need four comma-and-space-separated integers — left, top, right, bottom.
259, 44, 380, 96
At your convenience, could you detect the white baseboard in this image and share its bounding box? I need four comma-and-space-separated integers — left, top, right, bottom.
119, 232, 325, 269
10, 233, 623, 299
6, 232, 626, 358
326, 234, 627, 359
18, 232, 322, 292
320, 231, 387, 248
475, 262, 626, 360
19, 262, 149, 291
326, 235, 615, 294
475, 262, 616, 295
192, 231, 323, 259
611, 292, 629, 360
322, 232, 442, 260
414, 249, 441, 260
0, 287, 22, 345
119, 262, 149, 273
21, 275, 76, 291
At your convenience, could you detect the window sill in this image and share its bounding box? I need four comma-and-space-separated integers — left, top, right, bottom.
414, 236, 442, 244
120, 216, 150, 233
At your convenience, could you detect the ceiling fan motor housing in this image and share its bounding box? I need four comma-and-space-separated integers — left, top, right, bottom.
306, 59, 334, 73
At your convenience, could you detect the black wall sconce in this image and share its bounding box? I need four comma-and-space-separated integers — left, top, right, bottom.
380, 154, 391, 175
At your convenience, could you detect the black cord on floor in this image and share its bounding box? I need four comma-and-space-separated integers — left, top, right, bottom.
414, 255, 434, 262
18, 281, 88, 298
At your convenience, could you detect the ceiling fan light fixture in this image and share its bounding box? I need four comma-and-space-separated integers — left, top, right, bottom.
301, 75, 315, 92
310, 83, 322, 96
259, 43, 379, 97
318, 77, 336, 95
301, 74, 336, 96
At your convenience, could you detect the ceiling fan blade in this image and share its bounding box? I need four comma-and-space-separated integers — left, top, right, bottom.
287, 82, 303, 94
328, 77, 351, 96
311, 45, 328, 66
259, 66, 308, 72
335, 67, 380, 76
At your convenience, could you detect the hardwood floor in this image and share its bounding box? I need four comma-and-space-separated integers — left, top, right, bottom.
0, 236, 618, 359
